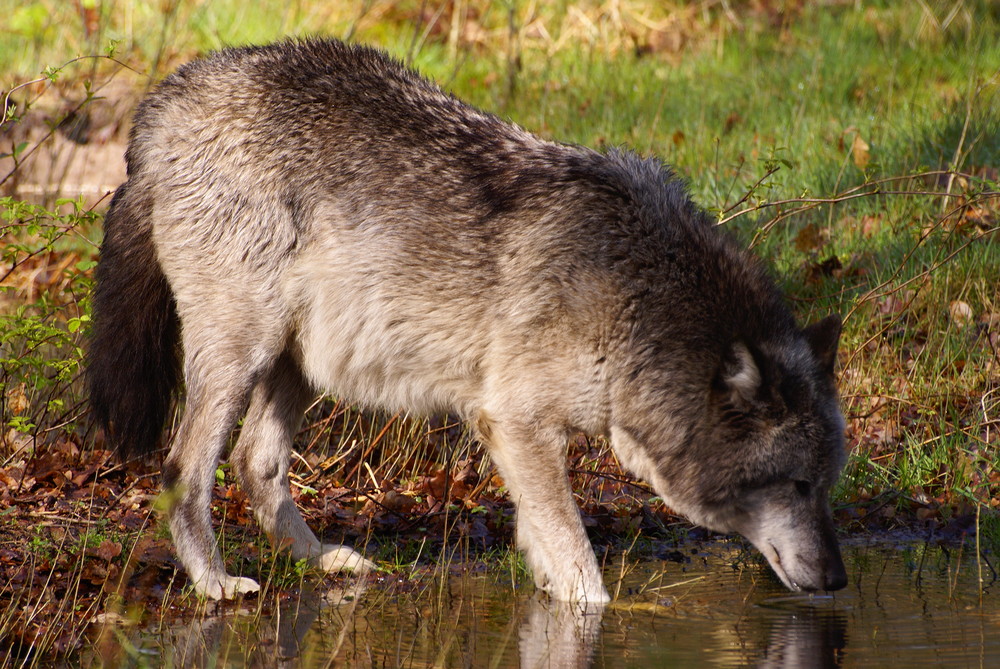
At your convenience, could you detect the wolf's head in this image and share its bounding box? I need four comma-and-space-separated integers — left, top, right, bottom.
612, 314, 848, 592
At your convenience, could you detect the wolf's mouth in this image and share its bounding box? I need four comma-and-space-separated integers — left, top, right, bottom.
767, 542, 802, 591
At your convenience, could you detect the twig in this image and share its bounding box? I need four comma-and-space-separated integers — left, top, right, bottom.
569, 467, 654, 494
720, 164, 780, 217
339, 413, 400, 484
716, 168, 994, 229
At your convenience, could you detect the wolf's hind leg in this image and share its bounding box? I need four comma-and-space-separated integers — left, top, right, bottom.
163, 344, 268, 600
232, 352, 376, 576
479, 413, 609, 604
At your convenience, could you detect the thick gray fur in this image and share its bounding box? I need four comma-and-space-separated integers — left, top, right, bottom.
88, 38, 847, 601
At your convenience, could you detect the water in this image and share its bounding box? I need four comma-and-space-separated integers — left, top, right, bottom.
102, 541, 998, 667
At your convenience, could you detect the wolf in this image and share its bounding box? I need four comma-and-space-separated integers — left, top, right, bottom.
88, 38, 848, 602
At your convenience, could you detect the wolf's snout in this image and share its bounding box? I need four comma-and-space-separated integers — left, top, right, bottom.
754, 518, 848, 593
823, 554, 848, 591
819, 515, 848, 591
793, 548, 847, 592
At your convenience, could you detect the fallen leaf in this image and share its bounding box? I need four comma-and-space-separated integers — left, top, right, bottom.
963, 206, 995, 230
450, 480, 472, 500
379, 490, 415, 513
90, 611, 127, 625
860, 214, 882, 238
851, 133, 870, 169
7, 384, 30, 415
453, 460, 479, 486
949, 300, 974, 327
424, 469, 447, 499
877, 290, 914, 316
95, 539, 122, 562
794, 223, 824, 252
724, 111, 742, 134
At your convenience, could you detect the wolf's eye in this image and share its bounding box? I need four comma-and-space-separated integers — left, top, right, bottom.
794, 480, 812, 497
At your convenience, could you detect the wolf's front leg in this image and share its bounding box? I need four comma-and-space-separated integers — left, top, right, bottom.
479, 413, 609, 604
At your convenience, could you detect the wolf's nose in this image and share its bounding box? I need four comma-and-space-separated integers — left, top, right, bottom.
824, 560, 848, 591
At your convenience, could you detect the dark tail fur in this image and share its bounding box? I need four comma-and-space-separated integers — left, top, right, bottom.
88, 182, 180, 457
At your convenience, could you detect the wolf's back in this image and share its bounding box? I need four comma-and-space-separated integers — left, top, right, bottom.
87, 181, 179, 457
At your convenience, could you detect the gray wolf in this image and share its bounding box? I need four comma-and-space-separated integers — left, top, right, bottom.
88, 38, 847, 602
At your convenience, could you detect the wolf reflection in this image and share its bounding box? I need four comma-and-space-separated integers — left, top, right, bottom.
160, 582, 847, 668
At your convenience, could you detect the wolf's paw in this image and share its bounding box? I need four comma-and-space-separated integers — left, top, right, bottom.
221, 575, 262, 598
574, 583, 611, 605
542, 573, 610, 605
313, 544, 377, 574
195, 574, 261, 600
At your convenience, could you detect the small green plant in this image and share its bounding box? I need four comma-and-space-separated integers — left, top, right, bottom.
482, 545, 531, 589
2, 197, 97, 449
366, 534, 429, 572
27, 528, 54, 559
259, 551, 314, 592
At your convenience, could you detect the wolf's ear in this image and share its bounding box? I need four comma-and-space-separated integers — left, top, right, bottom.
803, 314, 842, 375
720, 342, 761, 407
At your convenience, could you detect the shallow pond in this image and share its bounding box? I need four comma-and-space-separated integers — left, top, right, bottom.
99, 540, 998, 667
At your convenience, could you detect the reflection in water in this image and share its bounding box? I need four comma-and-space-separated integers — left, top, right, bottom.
170, 615, 225, 668
166, 581, 359, 667
160, 579, 851, 668
101, 545, 999, 667
518, 595, 849, 668
519, 595, 605, 669
755, 606, 848, 668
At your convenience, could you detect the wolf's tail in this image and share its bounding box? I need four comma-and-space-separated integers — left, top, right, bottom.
88, 181, 180, 458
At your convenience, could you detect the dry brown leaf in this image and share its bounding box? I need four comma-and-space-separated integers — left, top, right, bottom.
724, 111, 742, 134
647, 27, 685, 53
424, 469, 448, 500
90, 611, 127, 626
450, 480, 472, 500
7, 383, 29, 415
877, 290, 914, 315
794, 222, 824, 252
851, 133, 870, 169
860, 214, 882, 238
964, 206, 995, 230
379, 490, 415, 513
95, 540, 122, 563
949, 300, 974, 327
